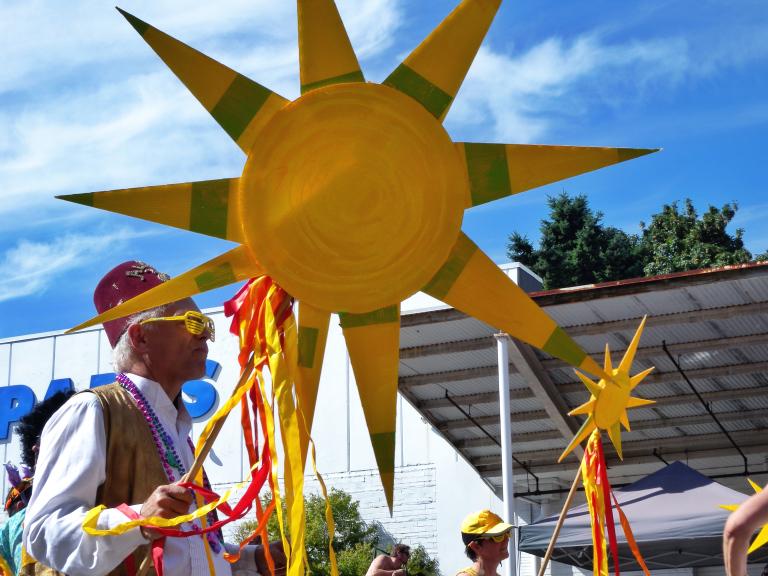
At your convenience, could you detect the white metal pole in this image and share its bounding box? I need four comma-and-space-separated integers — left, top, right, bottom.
495, 333, 516, 576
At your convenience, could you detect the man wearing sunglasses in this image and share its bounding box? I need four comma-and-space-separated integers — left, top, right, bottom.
23, 261, 284, 576
457, 510, 514, 576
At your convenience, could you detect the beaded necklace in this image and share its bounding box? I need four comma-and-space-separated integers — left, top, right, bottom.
117, 373, 222, 553
117, 373, 184, 481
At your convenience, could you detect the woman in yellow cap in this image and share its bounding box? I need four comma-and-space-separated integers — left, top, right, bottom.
457, 509, 513, 576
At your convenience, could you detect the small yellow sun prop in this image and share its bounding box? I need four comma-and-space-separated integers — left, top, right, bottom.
61, 0, 657, 507
559, 316, 655, 462
721, 479, 768, 554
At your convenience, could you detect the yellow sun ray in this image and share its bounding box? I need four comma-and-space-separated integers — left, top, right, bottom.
457, 143, 659, 207
559, 317, 655, 461
620, 315, 647, 372
298, 0, 364, 93
576, 369, 603, 398
295, 301, 331, 464
63, 1, 659, 508
384, 0, 501, 121
58, 178, 243, 242
117, 8, 289, 153
568, 400, 595, 417
67, 246, 261, 333
626, 396, 655, 408
604, 343, 613, 373
607, 422, 623, 459
619, 411, 630, 431
721, 480, 768, 554
559, 415, 597, 463
630, 366, 655, 388
423, 233, 610, 380
339, 305, 401, 512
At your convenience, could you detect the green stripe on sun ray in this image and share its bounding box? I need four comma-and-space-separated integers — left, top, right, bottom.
296, 301, 331, 467
298, 327, 319, 369
421, 232, 477, 299
458, 142, 660, 208
57, 178, 243, 243
297, 0, 364, 94
194, 262, 237, 292
371, 433, 396, 473
383, 65, 452, 119
117, 8, 289, 154
301, 70, 365, 94
423, 232, 609, 381
210, 74, 273, 143
338, 305, 399, 328
190, 180, 229, 239
383, 0, 501, 121
66, 245, 262, 335
342, 304, 401, 512
542, 327, 587, 369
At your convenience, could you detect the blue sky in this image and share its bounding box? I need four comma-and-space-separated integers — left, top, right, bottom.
1, 0, 767, 339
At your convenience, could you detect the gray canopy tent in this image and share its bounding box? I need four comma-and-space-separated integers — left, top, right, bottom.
519, 461, 768, 570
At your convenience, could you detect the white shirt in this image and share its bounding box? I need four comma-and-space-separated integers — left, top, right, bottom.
23, 374, 233, 576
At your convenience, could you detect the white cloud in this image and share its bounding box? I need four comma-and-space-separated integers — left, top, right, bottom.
0, 0, 403, 220
447, 34, 690, 142
0, 228, 154, 302
0, 71, 240, 217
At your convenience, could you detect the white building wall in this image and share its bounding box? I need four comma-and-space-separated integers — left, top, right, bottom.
0, 300, 509, 575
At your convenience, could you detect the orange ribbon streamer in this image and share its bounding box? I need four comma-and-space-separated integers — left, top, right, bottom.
581, 430, 649, 576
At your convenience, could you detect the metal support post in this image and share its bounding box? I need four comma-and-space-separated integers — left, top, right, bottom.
496, 333, 516, 576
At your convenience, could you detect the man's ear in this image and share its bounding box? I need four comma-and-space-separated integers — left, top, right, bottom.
127, 322, 150, 354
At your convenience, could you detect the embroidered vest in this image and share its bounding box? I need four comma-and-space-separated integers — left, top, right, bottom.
21, 383, 168, 576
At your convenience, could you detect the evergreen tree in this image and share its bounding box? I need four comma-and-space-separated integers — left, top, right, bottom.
507, 193, 642, 289
507, 193, 760, 289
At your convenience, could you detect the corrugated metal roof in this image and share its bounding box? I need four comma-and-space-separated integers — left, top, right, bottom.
399, 262, 768, 501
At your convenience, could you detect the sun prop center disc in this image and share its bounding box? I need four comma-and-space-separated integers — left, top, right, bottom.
240, 82, 466, 313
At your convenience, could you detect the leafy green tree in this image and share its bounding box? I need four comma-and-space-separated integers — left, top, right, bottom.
639, 199, 753, 275
406, 544, 441, 576
508, 194, 760, 288
507, 193, 642, 289
231, 489, 440, 576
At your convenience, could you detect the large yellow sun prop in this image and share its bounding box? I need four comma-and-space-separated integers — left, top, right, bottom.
559, 316, 655, 462
62, 0, 657, 507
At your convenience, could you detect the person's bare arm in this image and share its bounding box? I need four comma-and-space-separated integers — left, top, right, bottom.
723, 487, 768, 576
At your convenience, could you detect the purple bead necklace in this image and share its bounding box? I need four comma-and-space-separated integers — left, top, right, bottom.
117, 373, 222, 553
117, 373, 184, 481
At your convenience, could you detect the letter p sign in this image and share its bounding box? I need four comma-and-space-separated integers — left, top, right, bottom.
0, 386, 36, 441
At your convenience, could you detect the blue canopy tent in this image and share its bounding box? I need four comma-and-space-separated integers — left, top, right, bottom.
519, 462, 768, 570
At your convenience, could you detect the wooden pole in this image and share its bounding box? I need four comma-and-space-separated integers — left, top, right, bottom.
183, 353, 256, 483
137, 354, 257, 575
537, 464, 582, 576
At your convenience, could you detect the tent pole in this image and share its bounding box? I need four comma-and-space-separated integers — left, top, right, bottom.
496, 333, 516, 576
537, 465, 582, 576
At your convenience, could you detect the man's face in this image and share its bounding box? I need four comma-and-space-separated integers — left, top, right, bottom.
140, 299, 209, 388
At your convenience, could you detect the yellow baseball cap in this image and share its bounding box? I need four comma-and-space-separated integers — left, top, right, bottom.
460, 510, 513, 545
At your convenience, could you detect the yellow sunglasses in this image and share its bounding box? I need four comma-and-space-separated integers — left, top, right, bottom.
140, 310, 215, 342
482, 533, 510, 543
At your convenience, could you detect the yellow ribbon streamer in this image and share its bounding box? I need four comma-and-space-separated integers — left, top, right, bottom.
83, 483, 238, 536
265, 297, 307, 576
